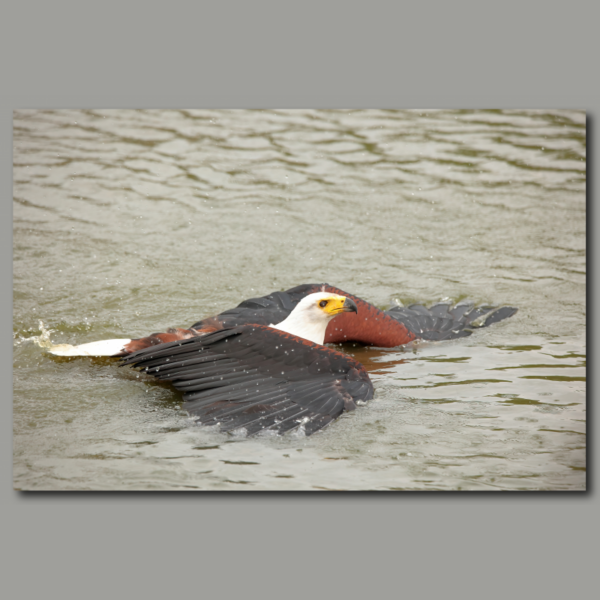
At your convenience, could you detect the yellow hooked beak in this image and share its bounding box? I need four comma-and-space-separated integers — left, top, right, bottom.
319, 295, 359, 316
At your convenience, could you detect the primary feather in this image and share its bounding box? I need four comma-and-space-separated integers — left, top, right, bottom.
121, 322, 373, 436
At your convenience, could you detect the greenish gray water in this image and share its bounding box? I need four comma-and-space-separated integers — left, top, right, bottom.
13, 109, 586, 490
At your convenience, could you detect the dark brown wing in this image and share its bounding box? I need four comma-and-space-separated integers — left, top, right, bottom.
120, 324, 374, 436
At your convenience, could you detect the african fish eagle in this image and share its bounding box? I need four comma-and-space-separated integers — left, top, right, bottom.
47, 284, 517, 436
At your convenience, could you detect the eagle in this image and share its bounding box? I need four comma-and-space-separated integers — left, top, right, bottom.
48, 284, 517, 436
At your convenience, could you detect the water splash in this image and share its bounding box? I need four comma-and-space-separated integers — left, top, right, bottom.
16, 320, 56, 350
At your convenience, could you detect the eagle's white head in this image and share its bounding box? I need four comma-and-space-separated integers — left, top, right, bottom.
270, 292, 358, 345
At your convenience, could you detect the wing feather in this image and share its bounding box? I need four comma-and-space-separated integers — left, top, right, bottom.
121, 324, 373, 436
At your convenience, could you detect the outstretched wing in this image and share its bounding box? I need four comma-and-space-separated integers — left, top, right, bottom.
120, 324, 374, 436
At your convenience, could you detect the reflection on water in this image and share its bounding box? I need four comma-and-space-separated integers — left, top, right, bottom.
13, 109, 585, 490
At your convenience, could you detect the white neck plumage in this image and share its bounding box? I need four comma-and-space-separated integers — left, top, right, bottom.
271, 311, 330, 345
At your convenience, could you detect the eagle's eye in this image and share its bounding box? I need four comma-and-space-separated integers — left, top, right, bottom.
319, 300, 328, 308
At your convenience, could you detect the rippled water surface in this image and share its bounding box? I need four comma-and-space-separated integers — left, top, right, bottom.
13, 109, 586, 490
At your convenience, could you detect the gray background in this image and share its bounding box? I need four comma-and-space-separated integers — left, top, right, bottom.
3, 0, 596, 598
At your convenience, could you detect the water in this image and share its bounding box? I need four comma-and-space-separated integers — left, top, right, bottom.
13, 109, 586, 490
